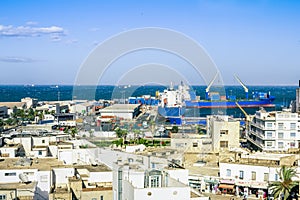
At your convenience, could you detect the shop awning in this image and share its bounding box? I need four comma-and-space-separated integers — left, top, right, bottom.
218, 184, 235, 189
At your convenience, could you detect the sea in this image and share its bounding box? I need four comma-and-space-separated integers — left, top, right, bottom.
0, 85, 298, 118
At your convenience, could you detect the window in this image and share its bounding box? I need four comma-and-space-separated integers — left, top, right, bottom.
266, 141, 272, 147
150, 175, 160, 188
290, 142, 296, 148
278, 123, 284, 130
4, 172, 16, 176
290, 133, 296, 138
226, 169, 231, 177
0, 195, 6, 200
42, 139, 45, 143
251, 171, 256, 180
266, 123, 272, 128
220, 141, 228, 148
239, 171, 244, 179
192, 143, 198, 147
100, 196, 103, 200
38, 150, 43, 155
266, 132, 272, 139
278, 142, 284, 148
290, 123, 296, 130
220, 130, 228, 136
264, 173, 269, 181
278, 132, 283, 139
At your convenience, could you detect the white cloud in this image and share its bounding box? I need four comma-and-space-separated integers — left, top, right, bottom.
0, 56, 37, 63
0, 24, 65, 37
26, 21, 38, 26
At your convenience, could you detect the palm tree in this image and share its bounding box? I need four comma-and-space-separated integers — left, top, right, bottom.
269, 166, 298, 200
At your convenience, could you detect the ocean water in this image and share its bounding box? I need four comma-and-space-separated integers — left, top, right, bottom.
0, 85, 297, 117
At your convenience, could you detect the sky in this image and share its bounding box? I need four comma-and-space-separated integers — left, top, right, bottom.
0, 0, 300, 86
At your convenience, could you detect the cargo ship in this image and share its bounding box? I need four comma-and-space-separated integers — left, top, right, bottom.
156, 75, 275, 119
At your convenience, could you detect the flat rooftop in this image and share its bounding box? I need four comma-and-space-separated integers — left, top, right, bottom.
75, 164, 111, 172
0, 181, 37, 190
0, 102, 26, 108
100, 104, 140, 112
0, 158, 65, 171
241, 152, 292, 161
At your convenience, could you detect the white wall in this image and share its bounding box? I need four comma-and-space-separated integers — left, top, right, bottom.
58, 148, 99, 165
101, 112, 133, 120
219, 162, 280, 183
88, 171, 112, 183
133, 185, 190, 200
32, 149, 48, 158
58, 150, 73, 164
13, 137, 32, 155
0, 147, 16, 157
32, 136, 56, 146
52, 168, 74, 186
166, 169, 189, 185
48, 145, 58, 158
0, 169, 37, 183
36, 171, 51, 200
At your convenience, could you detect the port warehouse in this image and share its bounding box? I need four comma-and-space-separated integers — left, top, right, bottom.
99, 104, 141, 120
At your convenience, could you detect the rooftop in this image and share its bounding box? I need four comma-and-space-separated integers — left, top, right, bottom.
0, 181, 37, 190
75, 164, 111, 172
0, 102, 26, 108
0, 158, 65, 171
100, 104, 140, 112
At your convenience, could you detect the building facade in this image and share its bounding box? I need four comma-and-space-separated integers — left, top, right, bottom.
207, 115, 240, 153
247, 109, 300, 152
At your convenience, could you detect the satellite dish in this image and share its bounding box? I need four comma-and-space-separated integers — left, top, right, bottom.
4, 138, 14, 145
19, 173, 31, 184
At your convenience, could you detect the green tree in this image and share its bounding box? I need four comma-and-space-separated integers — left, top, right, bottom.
269, 166, 298, 200
171, 125, 179, 133
64, 127, 69, 134
115, 127, 128, 145
70, 128, 78, 138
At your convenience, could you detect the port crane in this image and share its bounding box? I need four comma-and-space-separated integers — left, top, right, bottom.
235, 102, 253, 138
205, 72, 219, 100
234, 75, 249, 99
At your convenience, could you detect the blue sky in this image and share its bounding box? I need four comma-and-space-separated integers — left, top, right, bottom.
0, 0, 299, 85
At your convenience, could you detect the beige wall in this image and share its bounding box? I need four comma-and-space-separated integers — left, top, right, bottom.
209, 116, 240, 153
81, 189, 113, 200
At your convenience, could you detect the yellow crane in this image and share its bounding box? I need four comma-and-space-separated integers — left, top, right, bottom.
235, 102, 253, 130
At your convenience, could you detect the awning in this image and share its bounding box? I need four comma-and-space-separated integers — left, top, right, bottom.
218, 184, 235, 189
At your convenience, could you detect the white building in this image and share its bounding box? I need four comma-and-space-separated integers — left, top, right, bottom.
99, 104, 141, 120
112, 157, 207, 200
247, 109, 300, 152
219, 152, 300, 198
0, 157, 64, 200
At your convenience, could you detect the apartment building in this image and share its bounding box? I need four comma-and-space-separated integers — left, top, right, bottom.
247, 109, 300, 152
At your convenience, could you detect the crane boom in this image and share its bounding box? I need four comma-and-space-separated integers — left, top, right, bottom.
234, 75, 249, 99
205, 72, 219, 99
